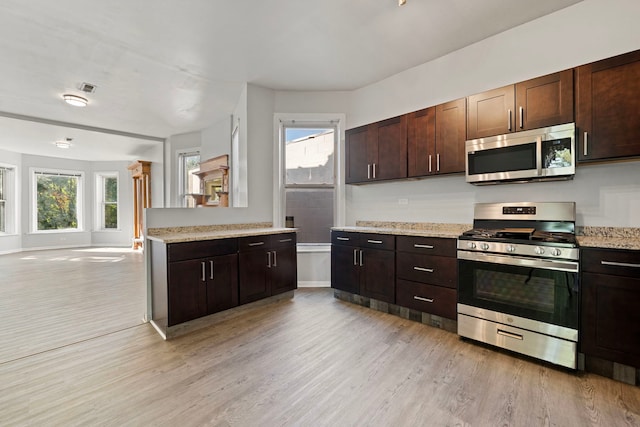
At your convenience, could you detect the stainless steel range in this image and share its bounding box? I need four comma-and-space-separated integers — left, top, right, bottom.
457, 202, 579, 369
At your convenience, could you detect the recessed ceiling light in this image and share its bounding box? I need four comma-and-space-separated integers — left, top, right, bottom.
63, 94, 88, 107
55, 138, 72, 149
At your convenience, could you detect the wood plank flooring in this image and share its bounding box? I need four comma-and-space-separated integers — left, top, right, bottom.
1, 248, 639, 426
0, 247, 145, 364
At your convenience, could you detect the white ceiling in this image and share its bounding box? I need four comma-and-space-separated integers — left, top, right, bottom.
0, 0, 582, 161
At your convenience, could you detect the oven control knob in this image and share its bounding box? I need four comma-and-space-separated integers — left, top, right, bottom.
481, 243, 490, 251
506, 245, 516, 253
467, 242, 477, 249
550, 248, 562, 256
534, 246, 545, 255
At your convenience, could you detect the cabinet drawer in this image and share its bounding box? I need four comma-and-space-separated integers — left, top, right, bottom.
271, 232, 296, 248
581, 248, 640, 276
238, 235, 273, 252
396, 279, 457, 319
359, 233, 395, 250
396, 236, 456, 256
331, 231, 360, 246
396, 253, 457, 288
167, 238, 238, 262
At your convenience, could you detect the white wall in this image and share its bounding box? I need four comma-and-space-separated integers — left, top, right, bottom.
146, 84, 277, 229
201, 117, 231, 160
343, 0, 640, 228
0, 149, 22, 253
91, 161, 135, 247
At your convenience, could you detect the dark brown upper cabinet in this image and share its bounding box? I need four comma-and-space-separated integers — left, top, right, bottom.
576, 49, 640, 162
467, 70, 574, 140
345, 115, 407, 184
407, 98, 466, 177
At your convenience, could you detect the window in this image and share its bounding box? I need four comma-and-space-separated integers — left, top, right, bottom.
178, 150, 201, 207
96, 172, 118, 230
283, 126, 336, 244
33, 169, 83, 232
0, 166, 16, 234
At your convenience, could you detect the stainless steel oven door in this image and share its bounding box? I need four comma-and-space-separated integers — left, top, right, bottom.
457, 251, 579, 331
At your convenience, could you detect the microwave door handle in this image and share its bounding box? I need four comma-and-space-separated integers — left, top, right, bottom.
536, 136, 542, 176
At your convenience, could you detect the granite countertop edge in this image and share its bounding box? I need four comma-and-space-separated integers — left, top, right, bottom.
147, 227, 296, 244
333, 222, 640, 250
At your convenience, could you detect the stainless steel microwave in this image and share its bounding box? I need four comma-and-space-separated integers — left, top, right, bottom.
465, 122, 576, 185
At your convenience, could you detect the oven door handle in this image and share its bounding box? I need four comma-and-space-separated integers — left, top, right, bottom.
457, 251, 578, 273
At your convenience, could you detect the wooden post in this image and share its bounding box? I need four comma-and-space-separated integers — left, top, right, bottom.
128, 161, 152, 250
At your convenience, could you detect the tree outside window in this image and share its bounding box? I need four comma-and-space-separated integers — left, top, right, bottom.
34, 170, 82, 232
102, 175, 118, 229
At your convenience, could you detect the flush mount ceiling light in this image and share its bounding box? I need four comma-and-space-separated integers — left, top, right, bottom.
55, 138, 73, 149
62, 94, 88, 107
399, 0, 406, 5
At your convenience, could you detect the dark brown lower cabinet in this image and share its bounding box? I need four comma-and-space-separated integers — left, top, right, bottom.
330, 231, 395, 304
166, 238, 239, 326
395, 235, 457, 320
581, 247, 640, 367
238, 233, 298, 305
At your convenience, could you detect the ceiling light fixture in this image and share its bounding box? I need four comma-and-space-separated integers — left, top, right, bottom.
55, 138, 73, 149
399, 0, 406, 5
63, 94, 88, 107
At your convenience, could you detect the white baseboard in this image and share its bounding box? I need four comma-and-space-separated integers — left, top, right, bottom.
298, 281, 330, 288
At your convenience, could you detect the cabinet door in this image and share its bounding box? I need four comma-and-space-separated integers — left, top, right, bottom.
576, 49, 640, 161
167, 259, 208, 326
515, 70, 573, 131
331, 244, 360, 294
373, 115, 408, 181
345, 125, 371, 183
360, 248, 395, 303
435, 98, 466, 174
467, 85, 515, 139
582, 272, 640, 367
206, 254, 239, 314
271, 244, 298, 296
239, 250, 270, 304
407, 107, 435, 177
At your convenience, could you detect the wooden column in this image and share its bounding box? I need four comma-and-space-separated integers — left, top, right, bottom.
128, 160, 152, 250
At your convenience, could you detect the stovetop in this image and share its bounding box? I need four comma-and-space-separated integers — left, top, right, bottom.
457, 202, 580, 260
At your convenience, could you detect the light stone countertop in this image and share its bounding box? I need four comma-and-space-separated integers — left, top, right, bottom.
332, 221, 472, 239
333, 222, 640, 251
147, 223, 296, 244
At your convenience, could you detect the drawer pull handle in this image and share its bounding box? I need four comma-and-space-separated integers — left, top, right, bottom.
201, 261, 206, 282
336, 237, 350, 241
414, 244, 434, 249
367, 239, 383, 244
267, 251, 272, 268
601, 260, 640, 268
413, 296, 434, 303
279, 238, 293, 243
353, 249, 358, 266
497, 329, 523, 340
413, 266, 434, 273
249, 242, 265, 247
210, 260, 214, 280
273, 250, 277, 267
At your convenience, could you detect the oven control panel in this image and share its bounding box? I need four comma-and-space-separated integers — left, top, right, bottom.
503, 206, 536, 215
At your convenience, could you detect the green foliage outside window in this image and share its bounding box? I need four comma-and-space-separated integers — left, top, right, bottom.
104, 176, 118, 229
37, 174, 78, 230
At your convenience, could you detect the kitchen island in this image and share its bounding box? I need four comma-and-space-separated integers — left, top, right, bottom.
147, 223, 297, 339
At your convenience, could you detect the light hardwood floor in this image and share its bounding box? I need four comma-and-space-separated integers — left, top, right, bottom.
1, 248, 639, 426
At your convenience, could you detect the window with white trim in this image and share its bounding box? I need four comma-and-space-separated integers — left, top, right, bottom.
96, 172, 119, 230
0, 165, 16, 234
32, 169, 83, 232
283, 126, 336, 244
178, 150, 201, 207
